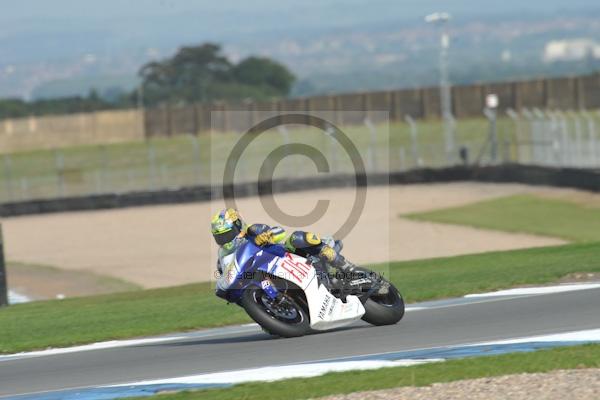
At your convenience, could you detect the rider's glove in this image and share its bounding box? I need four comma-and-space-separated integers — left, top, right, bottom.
254, 231, 273, 246
320, 245, 349, 269
319, 246, 336, 262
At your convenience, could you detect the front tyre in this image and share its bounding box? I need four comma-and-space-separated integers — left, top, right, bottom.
241, 287, 310, 338
362, 282, 405, 326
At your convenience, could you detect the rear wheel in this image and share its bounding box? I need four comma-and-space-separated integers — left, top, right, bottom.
241, 287, 310, 338
361, 281, 405, 326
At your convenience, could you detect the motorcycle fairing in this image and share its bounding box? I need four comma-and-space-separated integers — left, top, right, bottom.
218, 241, 365, 330
271, 252, 365, 330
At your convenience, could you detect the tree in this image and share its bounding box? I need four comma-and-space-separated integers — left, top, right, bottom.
233, 57, 295, 96
139, 60, 179, 104
138, 43, 295, 106
140, 43, 232, 105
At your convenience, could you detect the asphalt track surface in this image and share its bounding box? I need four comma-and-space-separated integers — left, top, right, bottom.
1, 287, 600, 398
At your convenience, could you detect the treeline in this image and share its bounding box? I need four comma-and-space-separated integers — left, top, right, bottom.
0, 43, 295, 120
0, 91, 128, 120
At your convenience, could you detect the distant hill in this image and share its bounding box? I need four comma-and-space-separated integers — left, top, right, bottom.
1, 0, 600, 99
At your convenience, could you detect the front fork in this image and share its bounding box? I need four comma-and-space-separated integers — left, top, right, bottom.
260, 278, 279, 300
259, 277, 308, 312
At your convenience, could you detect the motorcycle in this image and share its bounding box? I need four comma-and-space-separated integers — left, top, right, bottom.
215, 238, 404, 337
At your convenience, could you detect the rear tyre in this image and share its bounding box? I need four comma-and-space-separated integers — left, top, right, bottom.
361, 282, 405, 326
241, 287, 310, 338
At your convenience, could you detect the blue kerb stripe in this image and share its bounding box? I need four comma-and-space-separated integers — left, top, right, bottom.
7, 340, 597, 400
5, 383, 230, 400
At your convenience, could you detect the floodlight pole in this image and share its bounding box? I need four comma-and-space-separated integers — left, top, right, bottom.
426, 12, 455, 163
484, 94, 499, 163
440, 26, 453, 158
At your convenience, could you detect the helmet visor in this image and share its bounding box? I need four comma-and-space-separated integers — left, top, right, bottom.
214, 228, 239, 246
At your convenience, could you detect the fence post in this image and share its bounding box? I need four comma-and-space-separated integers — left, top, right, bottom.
531, 108, 546, 165
521, 108, 533, 161
98, 145, 109, 194
147, 141, 158, 190
539, 109, 555, 166
570, 111, 584, 167
445, 113, 457, 165
506, 109, 520, 163
325, 124, 337, 173
2, 155, 13, 203
54, 149, 65, 198
363, 117, 378, 172
0, 224, 8, 307
585, 113, 597, 167
553, 110, 570, 167
277, 125, 294, 177
190, 134, 203, 184
484, 107, 498, 164
404, 115, 422, 167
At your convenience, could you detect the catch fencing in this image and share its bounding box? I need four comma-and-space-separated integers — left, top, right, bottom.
507, 109, 600, 169
1, 107, 599, 204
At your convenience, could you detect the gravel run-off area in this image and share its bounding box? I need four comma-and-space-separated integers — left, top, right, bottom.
318, 368, 600, 400
1, 182, 574, 292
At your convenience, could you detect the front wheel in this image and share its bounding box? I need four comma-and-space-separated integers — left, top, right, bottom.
241, 287, 310, 338
361, 280, 405, 326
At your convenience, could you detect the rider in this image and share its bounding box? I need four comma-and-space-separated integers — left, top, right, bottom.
210, 208, 348, 274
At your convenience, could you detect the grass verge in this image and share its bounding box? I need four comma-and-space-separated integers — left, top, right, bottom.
406, 194, 600, 242
0, 282, 249, 354
1, 242, 600, 354
380, 242, 600, 301
137, 344, 600, 400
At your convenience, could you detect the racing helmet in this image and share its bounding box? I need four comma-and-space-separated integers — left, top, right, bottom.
211, 208, 245, 247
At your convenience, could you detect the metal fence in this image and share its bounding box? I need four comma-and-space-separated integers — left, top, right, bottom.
507, 109, 600, 169
1, 109, 599, 204
0, 118, 459, 203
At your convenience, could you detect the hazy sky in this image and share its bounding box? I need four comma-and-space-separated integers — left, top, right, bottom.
2, 0, 599, 98
4, 1, 598, 48
4, 0, 597, 24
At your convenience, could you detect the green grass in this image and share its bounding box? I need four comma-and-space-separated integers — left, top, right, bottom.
2, 242, 600, 354
0, 116, 507, 202
381, 242, 600, 301
0, 282, 250, 354
407, 194, 600, 243
137, 344, 600, 400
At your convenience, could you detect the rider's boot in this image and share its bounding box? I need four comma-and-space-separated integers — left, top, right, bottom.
319, 245, 389, 296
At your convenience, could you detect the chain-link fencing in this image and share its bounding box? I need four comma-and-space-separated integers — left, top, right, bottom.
0, 108, 598, 204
